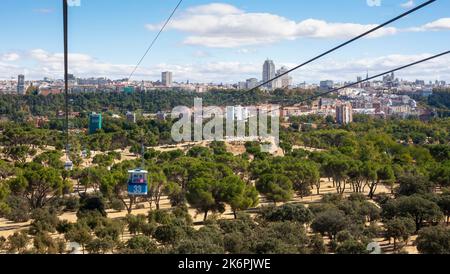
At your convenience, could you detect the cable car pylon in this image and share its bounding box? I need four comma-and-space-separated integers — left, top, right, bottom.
63, 0, 73, 171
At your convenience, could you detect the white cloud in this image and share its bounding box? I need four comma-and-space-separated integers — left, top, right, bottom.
367, 0, 382, 7
1, 49, 449, 83
146, 3, 397, 48
400, 0, 415, 9
289, 53, 450, 82
185, 3, 243, 16
1, 53, 20, 62
410, 18, 450, 32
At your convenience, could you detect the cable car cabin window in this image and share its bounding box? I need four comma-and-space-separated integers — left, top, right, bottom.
128, 170, 148, 196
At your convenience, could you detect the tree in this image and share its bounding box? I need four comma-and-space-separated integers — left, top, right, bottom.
3, 145, 33, 163
0, 236, 6, 251
7, 231, 29, 254
33, 151, 64, 169
0, 181, 10, 217
249, 221, 310, 254
438, 194, 450, 224
186, 177, 228, 221
383, 195, 443, 231
33, 232, 58, 254
65, 222, 92, 254
220, 176, 258, 219
431, 161, 450, 188
326, 157, 351, 194
260, 204, 313, 225
163, 163, 188, 206
283, 161, 319, 197
153, 224, 187, 245
0, 160, 15, 180
147, 170, 167, 210
396, 174, 433, 196
4, 195, 30, 222
28, 208, 59, 235
229, 184, 259, 219
368, 164, 395, 199
77, 195, 107, 217
308, 234, 326, 254
384, 217, 416, 251
79, 167, 111, 194
10, 163, 64, 209
124, 235, 158, 254
126, 214, 146, 235
416, 226, 450, 254
85, 238, 116, 254
335, 239, 368, 254
311, 209, 348, 240
256, 174, 293, 205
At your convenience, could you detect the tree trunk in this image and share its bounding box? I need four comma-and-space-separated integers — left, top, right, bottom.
203, 211, 208, 222
156, 193, 161, 210
128, 197, 134, 214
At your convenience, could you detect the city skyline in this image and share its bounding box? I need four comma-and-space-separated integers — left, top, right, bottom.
0, 0, 450, 83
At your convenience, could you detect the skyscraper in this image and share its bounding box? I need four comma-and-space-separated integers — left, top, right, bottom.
162, 71, 173, 87
17, 74, 25, 95
336, 103, 353, 125
262, 59, 275, 89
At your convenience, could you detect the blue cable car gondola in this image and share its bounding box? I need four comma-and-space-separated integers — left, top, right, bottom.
127, 169, 148, 196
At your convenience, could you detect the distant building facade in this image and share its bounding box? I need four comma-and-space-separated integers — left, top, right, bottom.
320, 80, 334, 91
336, 103, 353, 125
162, 71, 173, 87
89, 112, 102, 134
274, 66, 292, 89
262, 59, 276, 89
246, 78, 259, 89
17, 74, 25, 94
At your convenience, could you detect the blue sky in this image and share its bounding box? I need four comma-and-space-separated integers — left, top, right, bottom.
0, 0, 449, 83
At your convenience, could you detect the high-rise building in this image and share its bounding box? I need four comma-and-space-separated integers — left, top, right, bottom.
356, 76, 363, 88
89, 112, 102, 134
162, 71, 173, 87
262, 59, 276, 89
320, 80, 334, 91
274, 66, 292, 89
336, 103, 353, 125
17, 74, 25, 94
246, 78, 259, 89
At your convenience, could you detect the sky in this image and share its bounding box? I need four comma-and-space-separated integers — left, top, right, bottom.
0, 0, 449, 84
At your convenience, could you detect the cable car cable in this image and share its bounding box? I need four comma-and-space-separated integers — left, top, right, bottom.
128, 0, 183, 81
271, 50, 450, 111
